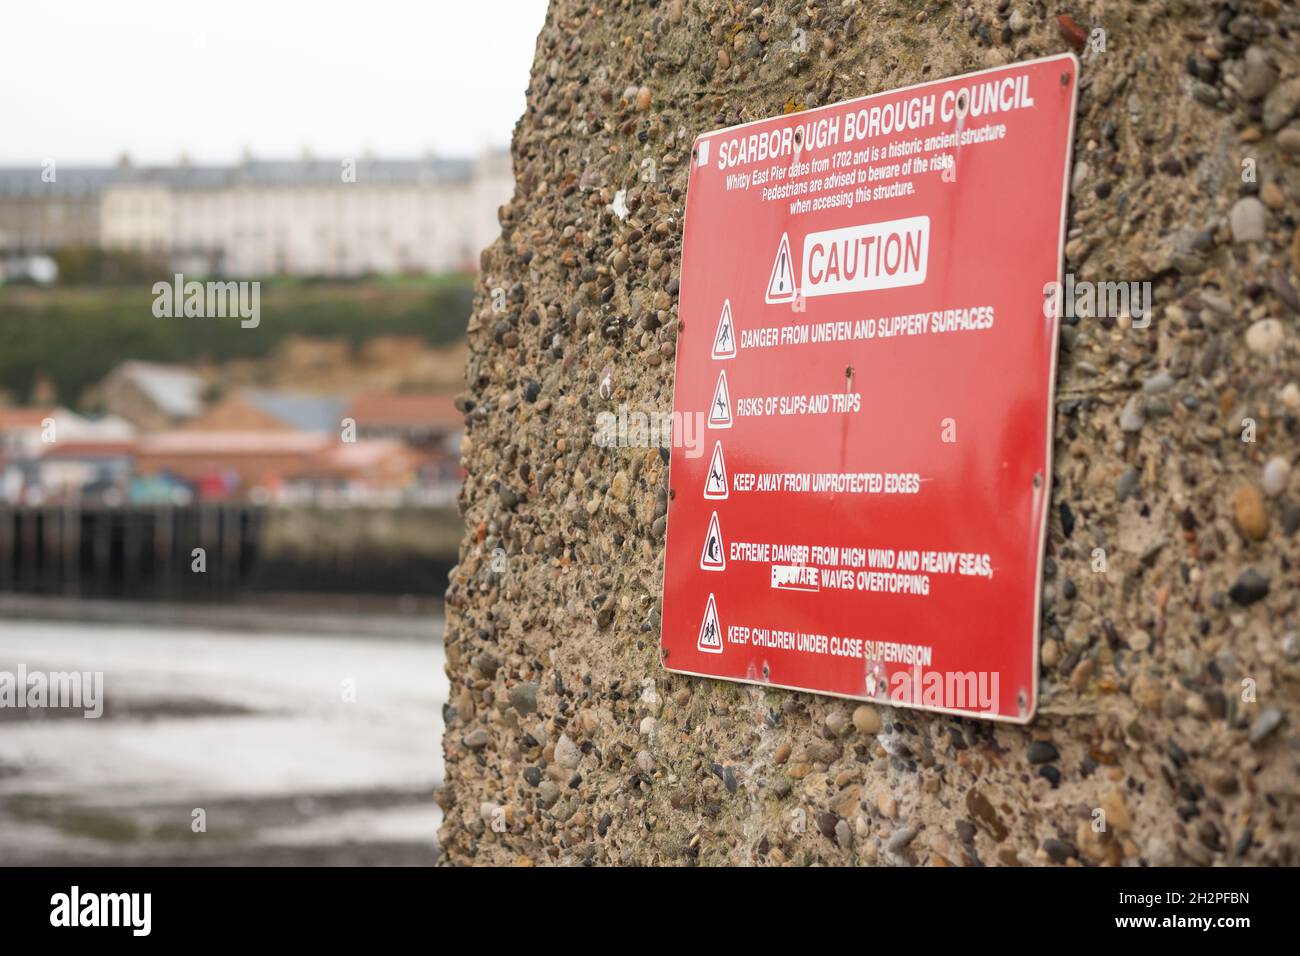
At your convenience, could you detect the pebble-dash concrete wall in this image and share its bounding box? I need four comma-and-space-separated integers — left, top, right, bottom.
439, 0, 1299, 866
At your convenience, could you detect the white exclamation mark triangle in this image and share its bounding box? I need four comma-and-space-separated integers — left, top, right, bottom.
765, 232, 796, 304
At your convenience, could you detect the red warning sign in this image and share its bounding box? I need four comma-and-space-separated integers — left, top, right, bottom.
662, 54, 1080, 722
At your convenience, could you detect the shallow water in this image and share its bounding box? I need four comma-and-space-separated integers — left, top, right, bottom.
0, 613, 445, 865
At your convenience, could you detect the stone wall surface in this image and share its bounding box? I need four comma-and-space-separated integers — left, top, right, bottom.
439, 0, 1300, 866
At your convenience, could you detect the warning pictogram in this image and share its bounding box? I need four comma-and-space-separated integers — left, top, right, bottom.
703, 441, 728, 499
712, 299, 736, 360
708, 370, 732, 429
699, 511, 725, 571
696, 593, 723, 653
764, 232, 796, 304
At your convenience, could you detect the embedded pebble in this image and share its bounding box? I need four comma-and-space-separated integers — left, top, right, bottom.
1245, 319, 1284, 356
1242, 47, 1278, 101
1230, 198, 1268, 243
1118, 394, 1145, 432
1100, 790, 1132, 833
1261, 457, 1290, 497
835, 818, 853, 850
825, 710, 850, 737
851, 705, 881, 735
1249, 708, 1283, 745
1142, 371, 1175, 394
1041, 639, 1060, 668
509, 682, 539, 715
1233, 485, 1269, 540
886, 824, 919, 854
815, 811, 838, 839
1027, 741, 1059, 764
1117, 466, 1140, 500
1263, 77, 1300, 131
537, 781, 560, 809
1228, 569, 1270, 606
1042, 838, 1076, 863
554, 733, 581, 768
1260, 181, 1285, 210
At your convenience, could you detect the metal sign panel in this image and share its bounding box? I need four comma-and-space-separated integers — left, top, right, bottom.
661, 54, 1080, 722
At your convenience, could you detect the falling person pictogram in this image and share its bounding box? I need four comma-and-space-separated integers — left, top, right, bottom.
703, 441, 729, 499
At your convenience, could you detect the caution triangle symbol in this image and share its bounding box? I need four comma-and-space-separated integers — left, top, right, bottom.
697, 593, 723, 654
703, 441, 728, 500
708, 369, 732, 429
699, 511, 726, 571
711, 299, 736, 360
764, 232, 796, 304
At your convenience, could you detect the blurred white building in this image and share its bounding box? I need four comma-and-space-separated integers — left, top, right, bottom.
0, 151, 512, 278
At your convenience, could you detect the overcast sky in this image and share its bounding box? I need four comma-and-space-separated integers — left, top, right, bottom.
1, 0, 549, 166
